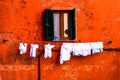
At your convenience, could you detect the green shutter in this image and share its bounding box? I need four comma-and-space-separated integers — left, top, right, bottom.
71, 8, 76, 40
45, 9, 54, 40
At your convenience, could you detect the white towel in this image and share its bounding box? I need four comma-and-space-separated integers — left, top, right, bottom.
60, 43, 73, 64
81, 43, 91, 56
19, 43, 27, 54
91, 42, 103, 54
30, 44, 39, 58
72, 43, 91, 56
72, 43, 83, 56
44, 44, 55, 58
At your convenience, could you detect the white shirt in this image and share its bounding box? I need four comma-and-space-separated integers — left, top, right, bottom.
60, 43, 73, 64
30, 44, 39, 58
19, 43, 27, 54
44, 44, 55, 58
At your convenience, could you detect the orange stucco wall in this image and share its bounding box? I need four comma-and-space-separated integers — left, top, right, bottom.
0, 0, 120, 80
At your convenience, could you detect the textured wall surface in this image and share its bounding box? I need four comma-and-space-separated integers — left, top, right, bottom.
0, 0, 120, 80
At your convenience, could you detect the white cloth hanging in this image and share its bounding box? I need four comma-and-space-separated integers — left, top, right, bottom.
19, 43, 27, 54
60, 43, 73, 64
44, 44, 55, 58
72, 43, 91, 56
72, 43, 83, 56
91, 42, 103, 54
81, 43, 91, 56
30, 44, 39, 58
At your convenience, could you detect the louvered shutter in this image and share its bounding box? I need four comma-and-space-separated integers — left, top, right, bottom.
71, 9, 76, 40
45, 9, 54, 40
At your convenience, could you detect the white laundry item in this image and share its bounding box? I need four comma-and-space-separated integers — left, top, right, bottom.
60, 43, 73, 64
91, 42, 103, 54
19, 43, 27, 54
81, 43, 91, 56
72, 43, 91, 56
72, 43, 83, 56
44, 44, 55, 58
30, 44, 39, 58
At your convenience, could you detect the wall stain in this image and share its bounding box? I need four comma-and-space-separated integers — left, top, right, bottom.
19, 0, 27, 8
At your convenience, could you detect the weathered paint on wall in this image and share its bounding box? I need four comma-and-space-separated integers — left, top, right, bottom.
0, 0, 120, 80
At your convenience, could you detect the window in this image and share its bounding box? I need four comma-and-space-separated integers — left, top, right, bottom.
45, 9, 76, 41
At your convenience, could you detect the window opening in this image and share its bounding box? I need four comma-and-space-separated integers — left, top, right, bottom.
45, 9, 76, 41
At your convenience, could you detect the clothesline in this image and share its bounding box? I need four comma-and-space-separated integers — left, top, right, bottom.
37, 48, 120, 59
38, 48, 120, 53
17, 39, 120, 51
12, 39, 110, 45
103, 48, 120, 51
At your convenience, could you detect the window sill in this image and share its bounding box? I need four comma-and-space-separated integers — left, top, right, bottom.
52, 39, 77, 42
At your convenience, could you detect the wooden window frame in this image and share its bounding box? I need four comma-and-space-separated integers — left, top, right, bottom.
45, 9, 76, 41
